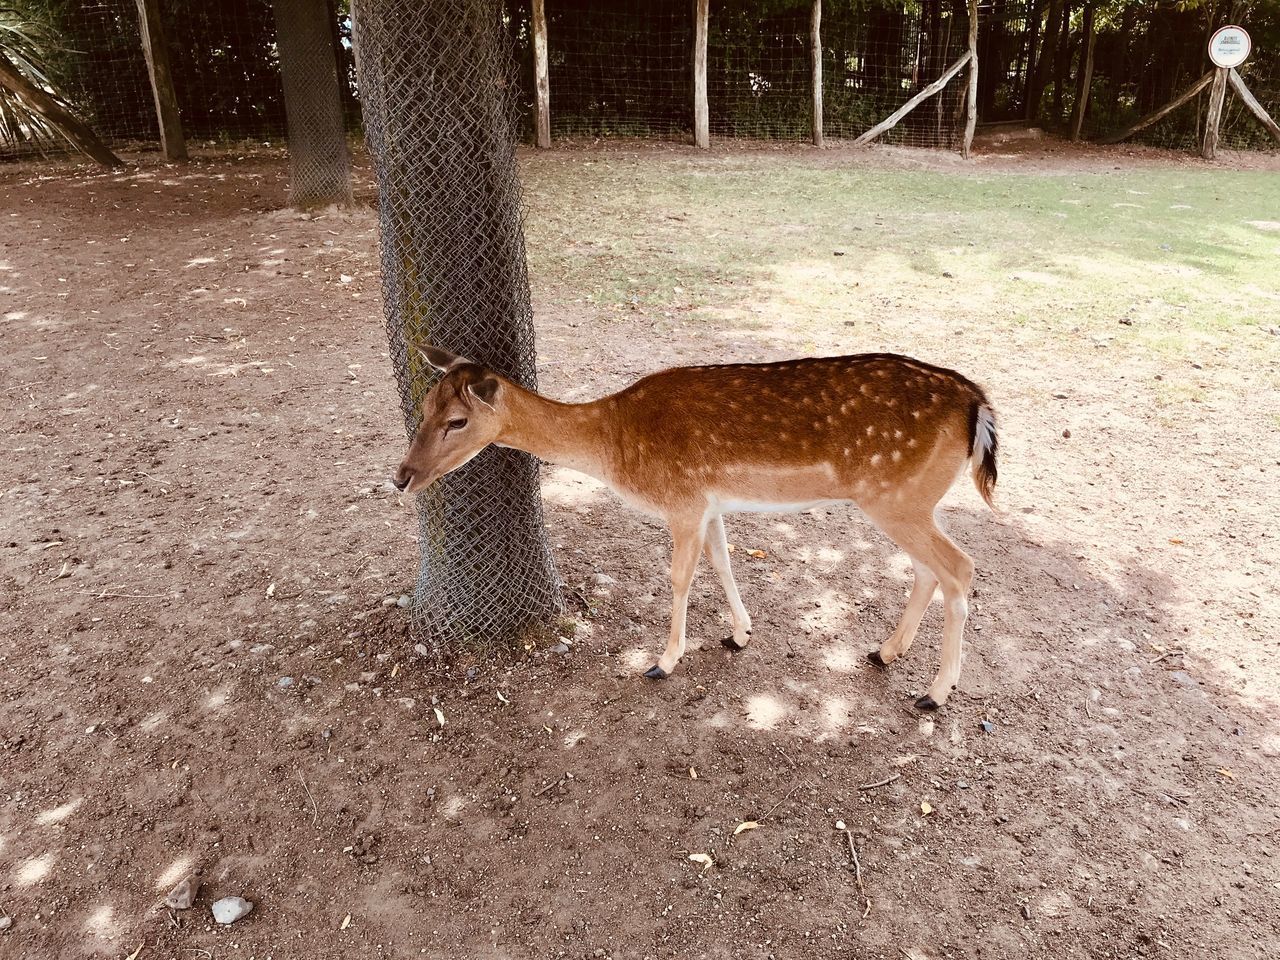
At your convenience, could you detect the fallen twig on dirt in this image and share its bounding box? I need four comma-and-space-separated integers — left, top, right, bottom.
534, 776, 566, 798
761, 780, 807, 821
858, 773, 900, 791
77, 589, 168, 600
298, 772, 319, 827
845, 829, 864, 892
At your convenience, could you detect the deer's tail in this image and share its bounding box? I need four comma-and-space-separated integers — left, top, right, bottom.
968, 398, 999, 509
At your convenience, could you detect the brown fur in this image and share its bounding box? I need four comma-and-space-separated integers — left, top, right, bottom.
395, 348, 999, 709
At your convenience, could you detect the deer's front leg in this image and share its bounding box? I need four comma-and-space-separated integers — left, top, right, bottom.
644, 516, 707, 680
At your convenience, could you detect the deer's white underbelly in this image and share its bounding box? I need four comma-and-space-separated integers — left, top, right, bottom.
712, 496, 848, 515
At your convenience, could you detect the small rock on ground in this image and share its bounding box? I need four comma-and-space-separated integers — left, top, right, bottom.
211, 896, 254, 925
164, 874, 200, 910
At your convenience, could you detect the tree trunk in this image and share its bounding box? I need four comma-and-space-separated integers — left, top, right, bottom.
963, 0, 978, 157
1020, 0, 1044, 117
135, 0, 187, 161
1051, 0, 1072, 120
1026, 0, 1062, 120
1069, 2, 1095, 141
693, 0, 709, 149
352, 0, 562, 651
532, 0, 550, 147
271, 0, 352, 208
810, 0, 822, 147
0, 52, 122, 167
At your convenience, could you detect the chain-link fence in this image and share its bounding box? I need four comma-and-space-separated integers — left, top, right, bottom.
354, 0, 562, 652
272, 0, 352, 206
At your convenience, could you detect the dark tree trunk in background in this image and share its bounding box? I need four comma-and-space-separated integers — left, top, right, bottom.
352, 0, 562, 650
1051, 0, 1072, 121
272, 0, 352, 208
1069, 1, 1095, 140
1026, 0, 1062, 120
1021, 0, 1044, 117
136, 0, 187, 160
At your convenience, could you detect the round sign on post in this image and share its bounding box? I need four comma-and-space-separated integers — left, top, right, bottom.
1209, 25, 1251, 69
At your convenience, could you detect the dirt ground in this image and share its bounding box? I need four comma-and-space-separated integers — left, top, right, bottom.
1, 140, 1279, 960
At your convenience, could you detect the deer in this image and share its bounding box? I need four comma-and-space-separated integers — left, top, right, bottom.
392, 345, 998, 710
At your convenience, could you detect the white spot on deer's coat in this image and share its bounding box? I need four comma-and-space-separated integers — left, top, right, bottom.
865, 426, 875, 436
891, 450, 902, 462
870, 454, 883, 466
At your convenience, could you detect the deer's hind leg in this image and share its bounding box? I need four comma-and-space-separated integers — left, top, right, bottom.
704, 514, 752, 651
866, 508, 975, 711
867, 558, 938, 668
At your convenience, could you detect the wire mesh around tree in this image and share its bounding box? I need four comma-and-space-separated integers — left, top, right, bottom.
272, 0, 352, 207
354, 0, 562, 652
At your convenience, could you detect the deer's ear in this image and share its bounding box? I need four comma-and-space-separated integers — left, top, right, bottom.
467, 377, 500, 409
416, 343, 465, 372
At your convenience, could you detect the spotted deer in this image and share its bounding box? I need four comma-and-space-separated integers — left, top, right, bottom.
393, 346, 998, 710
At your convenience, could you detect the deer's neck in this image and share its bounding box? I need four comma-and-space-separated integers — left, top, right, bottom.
499, 385, 613, 480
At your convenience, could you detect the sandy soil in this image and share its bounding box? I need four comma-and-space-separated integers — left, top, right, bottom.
1, 143, 1278, 960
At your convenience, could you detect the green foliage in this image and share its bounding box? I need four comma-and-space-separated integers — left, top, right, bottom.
0, 3, 73, 153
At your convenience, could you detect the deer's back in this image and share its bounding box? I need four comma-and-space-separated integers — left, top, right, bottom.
603, 354, 986, 510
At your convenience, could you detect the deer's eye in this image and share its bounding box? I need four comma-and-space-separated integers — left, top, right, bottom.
445, 418, 468, 434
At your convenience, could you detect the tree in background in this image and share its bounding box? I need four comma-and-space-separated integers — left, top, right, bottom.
271, 0, 351, 207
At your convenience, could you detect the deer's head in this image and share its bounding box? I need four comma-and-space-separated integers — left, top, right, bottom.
392, 345, 505, 494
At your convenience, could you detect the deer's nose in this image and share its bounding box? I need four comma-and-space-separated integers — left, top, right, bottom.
392, 465, 413, 491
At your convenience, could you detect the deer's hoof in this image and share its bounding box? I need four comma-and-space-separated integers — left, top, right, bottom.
914, 695, 940, 711
643, 665, 669, 681
866, 650, 888, 669
721, 634, 748, 651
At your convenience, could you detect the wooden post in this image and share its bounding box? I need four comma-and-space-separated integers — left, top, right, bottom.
693, 0, 709, 149
810, 0, 822, 147
1069, 2, 1095, 142
1100, 70, 1213, 144
1202, 66, 1228, 160
135, 0, 187, 161
854, 51, 971, 147
532, 0, 550, 148
0, 51, 123, 167
962, 0, 978, 158
1228, 67, 1280, 145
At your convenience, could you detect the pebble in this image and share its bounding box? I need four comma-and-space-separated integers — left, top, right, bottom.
549, 642, 571, 655
396, 594, 412, 608
277, 677, 294, 688
1062, 428, 1072, 439
211, 896, 253, 925
980, 719, 996, 734
592, 572, 618, 587
164, 874, 200, 910
414, 643, 431, 657
834, 819, 846, 830
250, 643, 275, 654
0, 916, 11, 931
382, 597, 397, 607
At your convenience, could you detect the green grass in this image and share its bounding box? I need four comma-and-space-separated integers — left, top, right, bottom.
520, 152, 1280, 364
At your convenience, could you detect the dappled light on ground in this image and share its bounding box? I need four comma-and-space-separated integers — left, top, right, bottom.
0, 144, 1277, 958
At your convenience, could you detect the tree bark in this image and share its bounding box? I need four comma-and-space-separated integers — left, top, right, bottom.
963, 0, 978, 157
1069, 2, 1095, 141
1201, 66, 1228, 160
0, 52, 123, 166
1100, 70, 1213, 144
810, 0, 822, 147
855, 51, 972, 146
135, 0, 187, 160
693, 0, 709, 149
1026, 0, 1062, 120
532, 0, 550, 147
1228, 67, 1280, 145
271, 0, 352, 207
